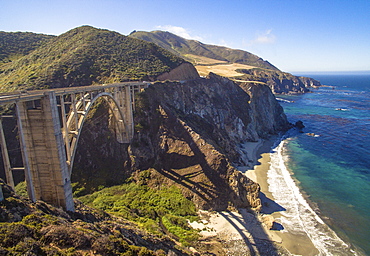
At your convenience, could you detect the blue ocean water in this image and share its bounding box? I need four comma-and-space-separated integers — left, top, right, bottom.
277, 74, 370, 255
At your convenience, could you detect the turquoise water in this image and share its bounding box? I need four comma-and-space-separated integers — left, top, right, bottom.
278, 74, 370, 255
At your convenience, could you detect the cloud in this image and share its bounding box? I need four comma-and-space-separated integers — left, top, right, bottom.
155, 25, 203, 41
249, 29, 276, 45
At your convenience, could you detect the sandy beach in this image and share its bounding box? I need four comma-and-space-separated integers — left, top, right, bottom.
190, 138, 320, 255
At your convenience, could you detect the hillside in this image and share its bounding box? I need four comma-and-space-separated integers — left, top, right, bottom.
129, 30, 321, 93
0, 26, 193, 92
130, 30, 279, 71
0, 26, 296, 255
0, 180, 195, 255
0, 31, 54, 64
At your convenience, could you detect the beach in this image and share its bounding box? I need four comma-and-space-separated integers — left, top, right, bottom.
246, 141, 319, 256
191, 137, 358, 255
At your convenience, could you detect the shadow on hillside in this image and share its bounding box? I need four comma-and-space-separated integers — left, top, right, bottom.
220, 210, 281, 256
154, 105, 281, 255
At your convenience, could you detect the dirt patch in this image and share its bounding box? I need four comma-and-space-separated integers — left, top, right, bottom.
195, 63, 255, 77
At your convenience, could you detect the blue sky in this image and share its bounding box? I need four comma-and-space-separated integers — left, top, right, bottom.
1, 0, 369, 73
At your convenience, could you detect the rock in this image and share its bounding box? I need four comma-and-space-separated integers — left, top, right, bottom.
295, 120, 305, 129
130, 74, 290, 211
261, 215, 275, 230
156, 62, 200, 81
0, 184, 3, 202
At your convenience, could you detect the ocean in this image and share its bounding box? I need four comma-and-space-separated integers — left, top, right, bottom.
272, 73, 370, 255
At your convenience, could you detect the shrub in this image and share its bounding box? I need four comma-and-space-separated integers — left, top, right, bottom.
79, 183, 199, 246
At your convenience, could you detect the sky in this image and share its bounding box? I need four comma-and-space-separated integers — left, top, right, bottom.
1, 0, 370, 73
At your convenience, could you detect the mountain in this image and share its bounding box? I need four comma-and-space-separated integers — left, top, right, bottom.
130, 30, 279, 71
0, 26, 197, 92
130, 30, 321, 93
0, 31, 54, 64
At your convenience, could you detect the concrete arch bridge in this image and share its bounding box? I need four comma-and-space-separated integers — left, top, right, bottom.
0, 82, 148, 211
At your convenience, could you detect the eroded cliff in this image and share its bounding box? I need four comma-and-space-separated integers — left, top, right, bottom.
237, 68, 321, 94
127, 73, 291, 211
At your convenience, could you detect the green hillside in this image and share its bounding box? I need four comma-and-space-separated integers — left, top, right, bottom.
0, 26, 185, 92
0, 31, 54, 64
129, 30, 279, 71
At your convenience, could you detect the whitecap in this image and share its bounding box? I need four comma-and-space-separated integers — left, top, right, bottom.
267, 140, 358, 255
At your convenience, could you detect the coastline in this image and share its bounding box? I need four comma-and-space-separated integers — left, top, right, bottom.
191, 137, 317, 255
245, 139, 319, 256
191, 136, 360, 255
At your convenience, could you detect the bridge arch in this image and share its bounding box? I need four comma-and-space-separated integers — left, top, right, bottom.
0, 82, 147, 211
63, 91, 130, 175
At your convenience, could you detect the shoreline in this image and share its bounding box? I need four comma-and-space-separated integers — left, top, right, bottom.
190, 137, 318, 255
244, 138, 320, 256
191, 136, 361, 255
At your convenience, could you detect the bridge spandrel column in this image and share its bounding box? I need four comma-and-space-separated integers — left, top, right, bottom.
124, 86, 134, 140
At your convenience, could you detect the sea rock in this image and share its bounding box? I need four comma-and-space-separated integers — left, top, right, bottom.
295, 120, 305, 129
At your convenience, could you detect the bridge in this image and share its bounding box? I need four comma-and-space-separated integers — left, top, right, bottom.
0, 82, 148, 211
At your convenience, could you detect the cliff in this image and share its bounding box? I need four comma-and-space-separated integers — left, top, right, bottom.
129, 74, 290, 211
63, 74, 292, 213
237, 68, 321, 94
156, 62, 199, 81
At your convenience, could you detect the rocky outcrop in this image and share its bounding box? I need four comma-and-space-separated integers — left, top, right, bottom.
156, 62, 200, 81
0, 73, 290, 214
237, 68, 321, 94
130, 74, 290, 211
0, 180, 190, 255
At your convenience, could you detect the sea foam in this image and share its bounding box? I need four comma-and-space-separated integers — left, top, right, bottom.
267, 139, 358, 255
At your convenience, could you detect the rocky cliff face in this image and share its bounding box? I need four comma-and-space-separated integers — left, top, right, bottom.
0, 73, 290, 214
156, 62, 200, 81
128, 73, 291, 211
237, 68, 321, 94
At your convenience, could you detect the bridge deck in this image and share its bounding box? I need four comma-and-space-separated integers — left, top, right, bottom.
0, 82, 149, 105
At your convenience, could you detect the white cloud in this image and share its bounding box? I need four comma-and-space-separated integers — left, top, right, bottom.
218, 39, 231, 48
155, 25, 203, 41
249, 29, 276, 45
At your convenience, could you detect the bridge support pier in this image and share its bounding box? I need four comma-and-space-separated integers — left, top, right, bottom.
16, 92, 74, 211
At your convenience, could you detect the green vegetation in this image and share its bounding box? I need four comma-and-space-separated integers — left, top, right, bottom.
0, 26, 185, 92
129, 30, 279, 70
14, 181, 28, 197
0, 31, 54, 64
0, 179, 188, 255
79, 180, 200, 246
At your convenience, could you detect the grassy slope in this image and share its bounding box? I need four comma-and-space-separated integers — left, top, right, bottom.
129, 30, 279, 71
0, 26, 185, 92
0, 31, 55, 64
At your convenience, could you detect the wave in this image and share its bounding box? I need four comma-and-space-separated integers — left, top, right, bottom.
267, 139, 359, 255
